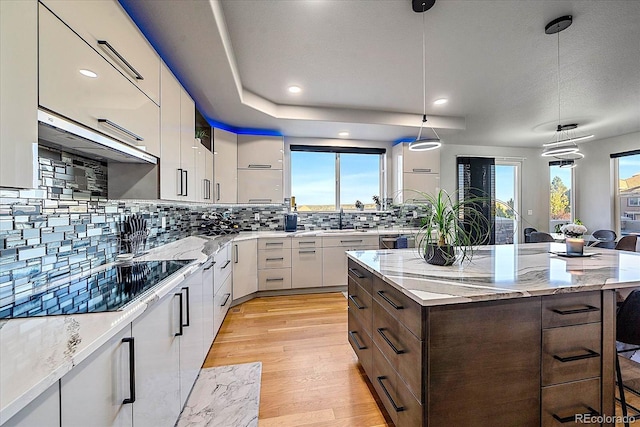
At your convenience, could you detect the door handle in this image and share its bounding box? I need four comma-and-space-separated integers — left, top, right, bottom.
98, 118, 143, 141
220, 293, 231, 307
216, 183, 221, 201
175, 292, 183, 336
182, 286, 190, 327
122, 337, 136, 404
97, 40, 144, 80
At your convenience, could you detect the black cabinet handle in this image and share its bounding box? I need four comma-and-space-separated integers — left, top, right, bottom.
97, 40, 144, 80
182, 286, 190, 327
552, 406, 599, 423
349, 331, 366, 350
98, 118, 143, 141
182, 170, 188, 197
221, 260, 231, 269
377, 328, 404, 354
377, 376, 404, 412
266, 242, 284, 246
248, 164, 272, 169
203, 260, 215, 271
175, 292, 183, 336
341, 239, 363, 243
122, 337, 136, 404
234, 244, 239, 263
266, 257, 284, 261
377, 290, 404, 310
298, 250, 316, 254
348, 295, 365, 310
221, 293, 231, 307
552, 305, 599, 315
348, 267, 365, 279
177, 168, 183, 196
553, 348, 600, 363
412, 168, 432, 173
216, 183, 221, 201
266, 278, 284, 282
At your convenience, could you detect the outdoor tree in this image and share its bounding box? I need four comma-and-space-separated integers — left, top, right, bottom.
496, 198, 515, 219
550, 176, 570, 219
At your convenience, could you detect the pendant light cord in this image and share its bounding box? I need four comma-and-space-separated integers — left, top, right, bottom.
557, 29, 561, 142
417, 4, 440, 141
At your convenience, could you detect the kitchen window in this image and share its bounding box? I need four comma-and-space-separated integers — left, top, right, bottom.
613, 150, 640, 236
290, 145, 384, 211
549, 161, 574, 232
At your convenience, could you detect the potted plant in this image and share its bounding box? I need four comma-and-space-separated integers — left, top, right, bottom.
355, 200, 364, 211
372, 195, 381, 211
194, 129, 208, 144
414, 189, 491, 266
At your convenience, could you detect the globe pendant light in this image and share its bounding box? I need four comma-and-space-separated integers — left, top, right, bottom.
541, 16, 592, 162
409, 1, 441, 152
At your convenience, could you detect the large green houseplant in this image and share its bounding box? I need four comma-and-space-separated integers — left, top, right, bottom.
414, 189, 491, 266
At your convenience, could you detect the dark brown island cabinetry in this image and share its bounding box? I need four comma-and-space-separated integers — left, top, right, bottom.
347, 258, 616, 427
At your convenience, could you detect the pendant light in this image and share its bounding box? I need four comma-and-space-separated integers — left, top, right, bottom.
541, 15, 592, 161
409, 1, 441, 152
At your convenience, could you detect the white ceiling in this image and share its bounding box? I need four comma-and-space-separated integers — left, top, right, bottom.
121, 0, 640, 148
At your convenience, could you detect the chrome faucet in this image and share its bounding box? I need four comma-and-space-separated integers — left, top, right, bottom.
339, 208, 343, 230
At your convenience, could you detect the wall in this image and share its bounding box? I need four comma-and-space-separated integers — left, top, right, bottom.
575, 131, 640, 233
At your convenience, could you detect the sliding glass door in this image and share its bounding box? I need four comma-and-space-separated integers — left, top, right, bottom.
495, 162, 520, 244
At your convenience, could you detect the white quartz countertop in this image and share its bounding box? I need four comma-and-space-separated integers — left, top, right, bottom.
347, 243, 640, 307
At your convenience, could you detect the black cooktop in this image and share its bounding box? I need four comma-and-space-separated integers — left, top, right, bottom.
0, 260, 193, 319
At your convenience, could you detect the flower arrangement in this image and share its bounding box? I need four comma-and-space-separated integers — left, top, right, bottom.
561, 222, 587, 238
355, 200, 364, 211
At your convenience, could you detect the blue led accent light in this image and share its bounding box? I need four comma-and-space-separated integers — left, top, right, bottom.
393, 137, 417, 145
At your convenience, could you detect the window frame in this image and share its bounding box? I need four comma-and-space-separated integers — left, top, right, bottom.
548, 160, 575, 231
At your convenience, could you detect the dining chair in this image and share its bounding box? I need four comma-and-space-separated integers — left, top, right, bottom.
523, 227, 537, 243
615, 289, 640, 427
615, 235, 638, 252
528, 231, 555, 243
590, 229, 617, 249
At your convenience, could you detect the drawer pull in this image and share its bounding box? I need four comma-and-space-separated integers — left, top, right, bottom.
220, 293, 231, 307
98, 118, 144, 141
248, 164, 272, 169
265, 242, 284, 246
266, 278, 284, 282
341, 239, 363, 243
348, 295, 365, 310
221, 260, 231, 269
412, 168, 432, 173
97, 40, 144, 80
552, 406, 599, 423
553, 348, 600, 363
377, 290, 404, 310
377, 328, 405, 354
552, 305, 599, 315
298, 250, 316, 254
299, 241, 316, 245
249, 198, 272, 203
348, 331, 367, 350
348, 267, 366, 279
266, 257, 284, 261
377, 376, 404, 412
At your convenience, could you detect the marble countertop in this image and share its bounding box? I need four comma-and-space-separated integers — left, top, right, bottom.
347, 243, 640, 307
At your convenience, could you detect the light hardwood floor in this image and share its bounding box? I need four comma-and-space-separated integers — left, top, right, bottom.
203, 292, 392, 427
204, 292, 638, 427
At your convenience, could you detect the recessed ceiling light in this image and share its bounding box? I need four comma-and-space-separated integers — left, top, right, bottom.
338, 131, 349, 137
433, 98, 448, 105
79, 69, 98, 78
288, 85, 302, 94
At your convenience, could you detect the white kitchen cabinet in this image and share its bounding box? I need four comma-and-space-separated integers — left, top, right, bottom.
179, 89, 196, 202
391, 143, 440, 203
401, 172, 440, 203
60, 324, 133, 427
3, 382, 60, 427
213, 275, 232, 338
213, 243, 232, 295
322, 236, 378, 287
176, 270, 204, 407
237, 135, 284, 170
400, 143, 440, 174
258, 268, 292, 290
0, 0, 38, 189
232, 239, 258, 301
202, 258, 215, 361
237, 169, 283, 204
38, 4, 160, 156
213, 128, 237, 203
258, 244, 292, 269
195, 143, 214, 202
291, 247, 323, 288
40, 0, 159, 105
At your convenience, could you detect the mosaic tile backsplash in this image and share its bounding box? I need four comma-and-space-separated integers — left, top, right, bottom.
1, 149, 424, 312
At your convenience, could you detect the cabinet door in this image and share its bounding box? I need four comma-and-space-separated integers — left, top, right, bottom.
202, 260, 215, 360
213, 275, 232, 338
60, 325, 133, 427
40, 0, 160, 105
179, 88, 196, 202
131, 293, 181, 427
39, 5, 160, 153
213, 128, 237, 203
3, 382, 60, 427
401, 172, 440, 202
177, 270, 205, 407
205, 149, 214, 202
195, 143, 208, 202
322, 246, 347, 287
159, 63, 183, 201
237, 135, 283, 170
0, 0, 37, 189
402, 143, 440, 174
232, 239, 258, 300
291, 247, 323, 288
237, 169, 283, 204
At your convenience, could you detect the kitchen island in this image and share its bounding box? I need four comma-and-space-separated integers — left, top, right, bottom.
346, 243, 640, 426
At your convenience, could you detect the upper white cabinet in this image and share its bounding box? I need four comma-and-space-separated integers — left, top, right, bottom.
39, 0, 160, 105
237, 169, 283, 204
391, 143, 440, 203
237, 135, 284, 170
0, 0, 38, 189
213, 128, 238, 204
38, 3, 160, 156
195, 143, 214, 202
179, 89, 196, 201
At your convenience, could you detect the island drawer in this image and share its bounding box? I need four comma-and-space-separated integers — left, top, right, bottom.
542, 378, 601, 426
373, 299, 423, 402
258, 268, 292, 290
373, 276, 424, 340
372, 345, 423, 427
348, 308, 373, 378
348, 258, 372, 294
542, 292, 601, 328
542, 322, 601, 386
348, 277, 373, 335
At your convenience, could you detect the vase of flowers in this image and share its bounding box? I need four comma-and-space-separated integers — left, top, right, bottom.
355, 200, 364, 211
561, 221, 587, 255
560, 222, 587, 238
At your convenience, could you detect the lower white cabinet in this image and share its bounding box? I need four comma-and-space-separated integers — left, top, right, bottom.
202, 259, 215, 360
322, 236, 378, 287
213, 275, 232, 338
232, 239, 258, 301
291, 246, 323, 288
3, 382, 60, 427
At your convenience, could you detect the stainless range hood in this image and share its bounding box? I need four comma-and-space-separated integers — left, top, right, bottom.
37, 110, 157, 164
